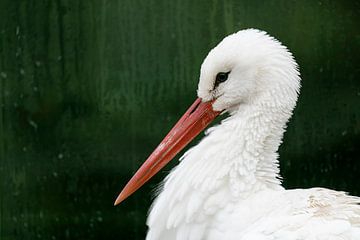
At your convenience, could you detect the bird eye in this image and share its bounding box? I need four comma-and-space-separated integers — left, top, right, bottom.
214, 71, 230, 88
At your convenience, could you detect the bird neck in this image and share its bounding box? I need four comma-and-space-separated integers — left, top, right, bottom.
195, 84, 297, 197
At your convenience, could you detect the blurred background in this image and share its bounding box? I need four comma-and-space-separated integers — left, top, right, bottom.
0, 0, 359, 239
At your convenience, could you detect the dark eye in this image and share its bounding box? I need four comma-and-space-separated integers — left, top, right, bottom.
214, 71, 230, 88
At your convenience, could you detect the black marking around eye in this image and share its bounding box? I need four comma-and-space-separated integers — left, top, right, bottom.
214, 71, 230, 89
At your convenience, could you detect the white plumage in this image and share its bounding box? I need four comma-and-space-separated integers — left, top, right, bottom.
144, 29, 360, 239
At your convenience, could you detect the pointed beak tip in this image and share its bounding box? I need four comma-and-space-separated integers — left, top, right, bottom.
113, 192, 125, 206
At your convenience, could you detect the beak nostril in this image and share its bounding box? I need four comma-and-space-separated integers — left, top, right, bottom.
189, 101, 201, 115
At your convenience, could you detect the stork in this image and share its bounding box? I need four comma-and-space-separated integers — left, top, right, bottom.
114, 29, 360, 239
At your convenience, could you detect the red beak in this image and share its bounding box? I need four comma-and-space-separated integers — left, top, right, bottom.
114, 98, 221, 205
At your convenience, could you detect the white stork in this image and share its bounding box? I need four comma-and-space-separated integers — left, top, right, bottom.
114, 29, 360, 239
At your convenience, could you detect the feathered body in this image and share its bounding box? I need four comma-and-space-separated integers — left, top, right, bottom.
144, 29, 360, 239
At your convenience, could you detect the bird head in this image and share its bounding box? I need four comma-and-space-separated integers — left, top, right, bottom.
198, 29, 300, 113
114, 29, 300, 205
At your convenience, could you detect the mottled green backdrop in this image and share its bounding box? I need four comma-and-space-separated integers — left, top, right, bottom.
0, 0, 359, 239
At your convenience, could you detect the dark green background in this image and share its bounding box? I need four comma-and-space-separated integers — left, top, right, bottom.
0, 0, 359, 239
